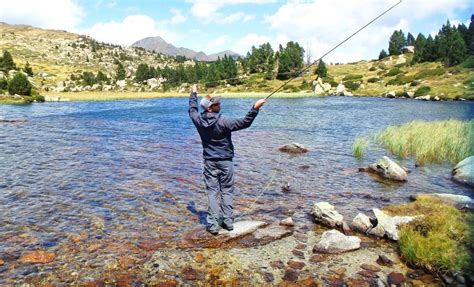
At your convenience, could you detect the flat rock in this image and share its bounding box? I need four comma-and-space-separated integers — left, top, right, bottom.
20, 251, 55, 264
364, 156, 407, 182
313, 230, 360, 254
253, 222, 293, 241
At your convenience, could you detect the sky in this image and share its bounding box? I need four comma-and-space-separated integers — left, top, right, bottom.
0, 0, 472, 63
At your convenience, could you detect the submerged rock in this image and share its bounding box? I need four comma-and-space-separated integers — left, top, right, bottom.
278, 143, 308, 154
452, 156, 474, 187
362, 156, 407, 182
311, 202, 344, 228
280, 217, 294, 226
313, 230, 361, 254
20, 251, 56, 264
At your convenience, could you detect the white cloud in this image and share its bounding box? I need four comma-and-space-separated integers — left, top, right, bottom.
264, 0, 470, 63
207, 35, 231, 49
188, 0, 272, 24
0, 0, 85, 31
232, 33, 272, 55
169, 8, 187, 24
78, 15, 182, 46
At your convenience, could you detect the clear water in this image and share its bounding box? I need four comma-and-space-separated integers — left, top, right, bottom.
0, 96, 473, 283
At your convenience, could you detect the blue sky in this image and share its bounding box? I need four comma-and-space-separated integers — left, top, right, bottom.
0, 0, 472, 63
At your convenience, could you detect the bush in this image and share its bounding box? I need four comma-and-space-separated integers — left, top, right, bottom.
367, 77, 380, 83
460, 56, 474, 69
414, 67, 446, 79
414, 86, 431, 98
342, 74, 363, 81
385, 74, 416, 86
344, 81, 360, 90
8, 72, 32, 96
0, 77, 7, 90
385, 67, 403, 77
322, 76, 338, 87
369, 66, 377, 71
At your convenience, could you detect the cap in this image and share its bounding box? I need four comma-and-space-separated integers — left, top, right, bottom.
200, 95, 221, 110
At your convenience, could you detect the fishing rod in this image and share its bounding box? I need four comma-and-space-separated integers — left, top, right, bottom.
265, 0, 403, 99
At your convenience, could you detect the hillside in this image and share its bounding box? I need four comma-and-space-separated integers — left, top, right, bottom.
0, 22, 472, 101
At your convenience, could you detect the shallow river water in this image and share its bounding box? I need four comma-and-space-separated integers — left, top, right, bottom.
0, 96, 473, 285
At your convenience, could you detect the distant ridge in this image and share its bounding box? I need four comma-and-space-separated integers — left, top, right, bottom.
132, 36, 241, 62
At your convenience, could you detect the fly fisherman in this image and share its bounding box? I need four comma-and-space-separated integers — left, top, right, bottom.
188, 84, 266, 235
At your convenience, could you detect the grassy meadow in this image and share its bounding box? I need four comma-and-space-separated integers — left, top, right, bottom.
352, 119, 474, 165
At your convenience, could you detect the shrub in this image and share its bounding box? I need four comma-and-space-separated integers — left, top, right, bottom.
344, 81, 360, 90
369, 66, 377, 71
414, 67, 446, 79
414, 86, 431, 97
394, 63, 406, 68
0, 77, 7, 90
8, 72, 32, 96
385, 67, 403, 77
460, 56, 474, 69
386, 74, 416, 86
367, 77, 380, 83
342, 74, 363, 81
322, 76, 338, 87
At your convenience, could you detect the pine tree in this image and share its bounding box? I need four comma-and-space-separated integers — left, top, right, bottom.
277, 41, 304, 80
23, 61, 33, 76
421, 35, 437, 62
388, 30, 406, 55
437, 21, 468, 66
0, 50, 16, 72
316, 60, 327, 77
134, 63, 150, 83
378, 49, 388, 60
468, 14, 474, 55
406, 32, 416, 46
412, 33, 427, 63
8, 72, 32, 96
82, 71, 96, 86
115, 60, 126, 80
96, 71, 108, 83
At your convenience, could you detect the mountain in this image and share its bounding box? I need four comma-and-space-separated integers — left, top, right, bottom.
132, 36, 241, 62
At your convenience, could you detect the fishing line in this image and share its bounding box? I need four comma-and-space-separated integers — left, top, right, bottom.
234, 0, 403, 220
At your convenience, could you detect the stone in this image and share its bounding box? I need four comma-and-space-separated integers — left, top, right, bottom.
368, 225, 386, 238
415, 95, 430, 101
376, 255, 394, 267
0, 259, 3, 266
283, 268, 300, 282
343, 90, 354, 96
280, 217, 294, 226
294, 243, 307, 250
20, 251, 56, 264
253, 222, 293, 241
365, 156, 408, 182
181, 265, 199, 281
373, 209, 398, 240
333, 267, 346, 275
309, 254, 327, 263
270, 260, 285, 269
360, 264, 381, 272
279, 143, 308, 154
151, 280, 179, 287
313, 230, 361, 254
342, 221, 352, 234
311, 202, 344, 228
387, 272, 406, 286
392, 215, 417, 227
452, 156, 474, 187
287, 260, 305, 270
137, 239, 164, 251
351, 213, 372, 233
292, 249, 305, 259
336, 84, 346, 95
262, 271, 274, 282
357, 270, 378, 278
194, 252, 205, 263
386, 91, 396, 98
314, 83, 325, 95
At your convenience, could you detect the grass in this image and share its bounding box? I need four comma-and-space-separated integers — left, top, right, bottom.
352, 137, 368, 158
376, 119, 473, 165
385, 195, 473, 273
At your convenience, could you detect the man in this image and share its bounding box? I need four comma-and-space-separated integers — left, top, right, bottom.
188, 84, 266, 235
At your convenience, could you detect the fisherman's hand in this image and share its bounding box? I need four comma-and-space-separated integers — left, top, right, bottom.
191, 84, 198, 94
254, 99, 267, 109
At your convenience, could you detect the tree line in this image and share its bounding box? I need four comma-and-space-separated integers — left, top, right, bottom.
0, 50, 39, 98
381, 15, 474, 66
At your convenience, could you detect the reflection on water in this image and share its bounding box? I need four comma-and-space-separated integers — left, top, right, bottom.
0, 96, 473, 283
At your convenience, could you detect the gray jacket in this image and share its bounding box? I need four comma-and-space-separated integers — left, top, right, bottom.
189, 92, 259, 160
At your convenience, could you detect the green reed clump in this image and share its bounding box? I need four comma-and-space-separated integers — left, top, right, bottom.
385, 195, 473, 273
376, 119, 473, 165
352, 137, 369, 158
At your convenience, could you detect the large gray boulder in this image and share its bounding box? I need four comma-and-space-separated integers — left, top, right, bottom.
364, 156, 408, 182
312, 202, 344, 228
452, 156, 474, 187
373, 208, 398, 240
313, 230, 361, 253
411, 193, 473, 210
351, 213, 372, 233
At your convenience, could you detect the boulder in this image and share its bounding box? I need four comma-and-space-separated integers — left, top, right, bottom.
415, 95, 430, 101
373, 209, 398, 240
312, 202, 344, 228
452, 156, 474, 187
342, 90, 353, 97
364, 156, 408, 182
433, 96, 440, 101
280, 217, 294, 226
405, 91, 415, 98
116, 80, 127, 88
351, 213, 372, 233
279, 143, 308, 154
386, 91, 396, 98
412, 193, 473, 210
336, 83, 346, 95
314, 83, 325, 95
313, 230, 360, 253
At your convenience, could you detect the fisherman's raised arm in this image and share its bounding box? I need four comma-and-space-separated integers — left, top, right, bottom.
188, 84, 200, 123
222, 98, 266, 132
